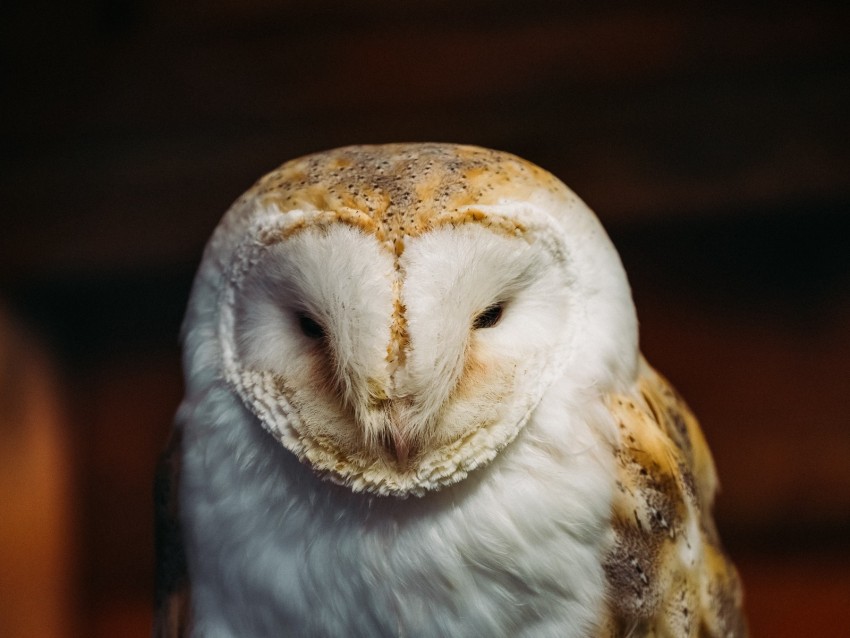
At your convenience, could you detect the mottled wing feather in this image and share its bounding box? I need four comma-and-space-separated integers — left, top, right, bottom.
601, 359, 747, 637
154, 425, 191, 637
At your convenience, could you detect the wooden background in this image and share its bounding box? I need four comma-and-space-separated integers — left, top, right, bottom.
1, 1, 848, 636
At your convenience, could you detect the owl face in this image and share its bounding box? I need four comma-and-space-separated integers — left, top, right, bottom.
209, 144, 636, 496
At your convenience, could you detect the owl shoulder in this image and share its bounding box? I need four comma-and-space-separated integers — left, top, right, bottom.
154, 423, 192, 637
599, 359, 747, 637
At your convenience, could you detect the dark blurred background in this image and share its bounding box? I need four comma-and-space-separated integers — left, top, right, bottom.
1, 1, 848, 636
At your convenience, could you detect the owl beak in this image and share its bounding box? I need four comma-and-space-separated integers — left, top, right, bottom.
388, 426, 409, 467
378, 399, 413, 467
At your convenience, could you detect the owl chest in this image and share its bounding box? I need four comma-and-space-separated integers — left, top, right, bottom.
194, 499, 606, 637
182, 394, 614, 637
187, 473, 611, 636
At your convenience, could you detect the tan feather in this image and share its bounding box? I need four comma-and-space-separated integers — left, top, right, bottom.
600, 359, 747, 637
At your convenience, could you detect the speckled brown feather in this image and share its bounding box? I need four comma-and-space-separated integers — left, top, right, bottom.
600, 360, 746, 637
153, 426, 191, 637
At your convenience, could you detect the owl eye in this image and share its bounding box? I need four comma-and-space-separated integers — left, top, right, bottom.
297, 313, 326, 340
472, 302, 504, 330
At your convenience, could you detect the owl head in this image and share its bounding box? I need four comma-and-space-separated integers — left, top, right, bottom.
182, 144, 637, 496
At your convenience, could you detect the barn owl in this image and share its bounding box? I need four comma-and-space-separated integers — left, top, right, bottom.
155, 143, 746, 637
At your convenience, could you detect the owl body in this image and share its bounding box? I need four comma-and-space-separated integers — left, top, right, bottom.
156, 144, 745, 637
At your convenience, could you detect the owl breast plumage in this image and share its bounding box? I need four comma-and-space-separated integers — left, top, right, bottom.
155, 143, 746, 637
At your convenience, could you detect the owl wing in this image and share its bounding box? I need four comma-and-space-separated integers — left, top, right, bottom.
599, 359, 747, 637
153, 424, 191, 637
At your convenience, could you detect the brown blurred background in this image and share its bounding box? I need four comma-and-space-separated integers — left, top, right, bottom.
1, 2, 848, 636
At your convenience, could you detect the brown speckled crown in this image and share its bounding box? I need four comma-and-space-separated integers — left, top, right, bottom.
251, 143, 564, 255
